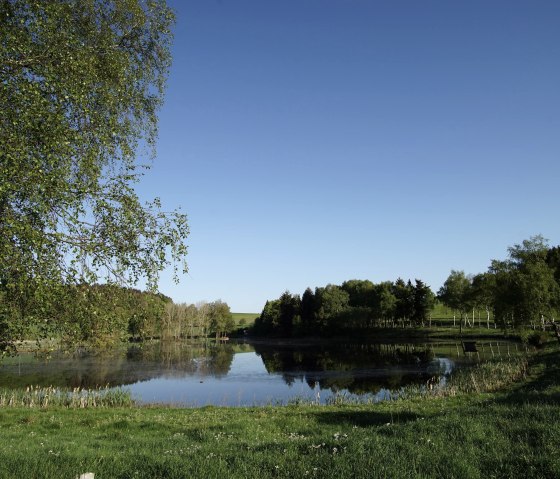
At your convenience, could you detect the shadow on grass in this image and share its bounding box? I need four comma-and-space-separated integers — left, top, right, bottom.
497, 347, 560, 406
308, 409, 420, 428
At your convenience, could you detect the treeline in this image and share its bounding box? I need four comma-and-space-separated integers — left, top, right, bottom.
254, 236, 560, 338
438, 236, 560, 332
0, 282, 235, 351
253, 278, 435, 336
159, 300, 234, 341
0, 284, 169, 350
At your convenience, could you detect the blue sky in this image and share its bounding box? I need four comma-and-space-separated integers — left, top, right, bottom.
138, 0, 560, 312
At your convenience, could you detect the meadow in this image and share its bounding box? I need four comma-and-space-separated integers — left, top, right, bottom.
231, 312, 259, 328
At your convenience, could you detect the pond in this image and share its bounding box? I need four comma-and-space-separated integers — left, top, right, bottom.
0, 339, 526, 406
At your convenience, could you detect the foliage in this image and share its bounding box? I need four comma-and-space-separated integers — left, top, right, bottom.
469, 272, 494, 327
371, 281, 396, 326
315, 285, 350, 331
277, 291, 300, 337
392, 278, 414, 324
157, 300, 236, 340
253, 299, 281, 335
435, 236, 560, 336
299, 287, 316, 333
341, 279, 374, 308
437, 270, 471, 318
546, 246, 560, 284
490, 236, 560, 330
254, 236, 560, 339
411, 279, 434, 325
254, 279, 437, 337
208, 300, 233, 339
0, 0, 188, 349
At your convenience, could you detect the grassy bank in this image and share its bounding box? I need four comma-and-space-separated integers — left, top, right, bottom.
0, 348, 558, 478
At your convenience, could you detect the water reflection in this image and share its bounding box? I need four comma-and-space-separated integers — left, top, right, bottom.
0, 341, 237, 389
254, 342, 441, 395
0, 339, 523, 405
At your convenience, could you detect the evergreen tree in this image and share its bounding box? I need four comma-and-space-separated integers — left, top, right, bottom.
278, 291, 300, 337
411, 279, 434, 326
300, 287, 316, 333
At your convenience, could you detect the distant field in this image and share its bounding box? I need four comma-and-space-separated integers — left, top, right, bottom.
431, 302, 493, 320
231, 312, 259, 327
232, 306, 496, 329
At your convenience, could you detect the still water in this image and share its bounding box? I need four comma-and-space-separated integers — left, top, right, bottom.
0, 339, 523, 406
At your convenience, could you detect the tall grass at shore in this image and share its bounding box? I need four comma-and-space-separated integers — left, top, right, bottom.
315, 355, 530, 406
443, 356, 528, 394
0, 385, 134, 408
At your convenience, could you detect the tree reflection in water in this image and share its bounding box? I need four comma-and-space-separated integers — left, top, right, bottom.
253, 342, 443, 395
0, 341, 236, 389
128, 341, 236, 378
2, 339, 497, 404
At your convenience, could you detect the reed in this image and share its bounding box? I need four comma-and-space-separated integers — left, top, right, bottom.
0, 385, 134, 408
445, 356, 529, 394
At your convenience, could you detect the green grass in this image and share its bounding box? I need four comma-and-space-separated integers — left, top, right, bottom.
0, 347, 558, 478
231, 312, 259, 328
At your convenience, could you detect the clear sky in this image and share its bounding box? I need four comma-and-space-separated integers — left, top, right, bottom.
137, 0, 560, 312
